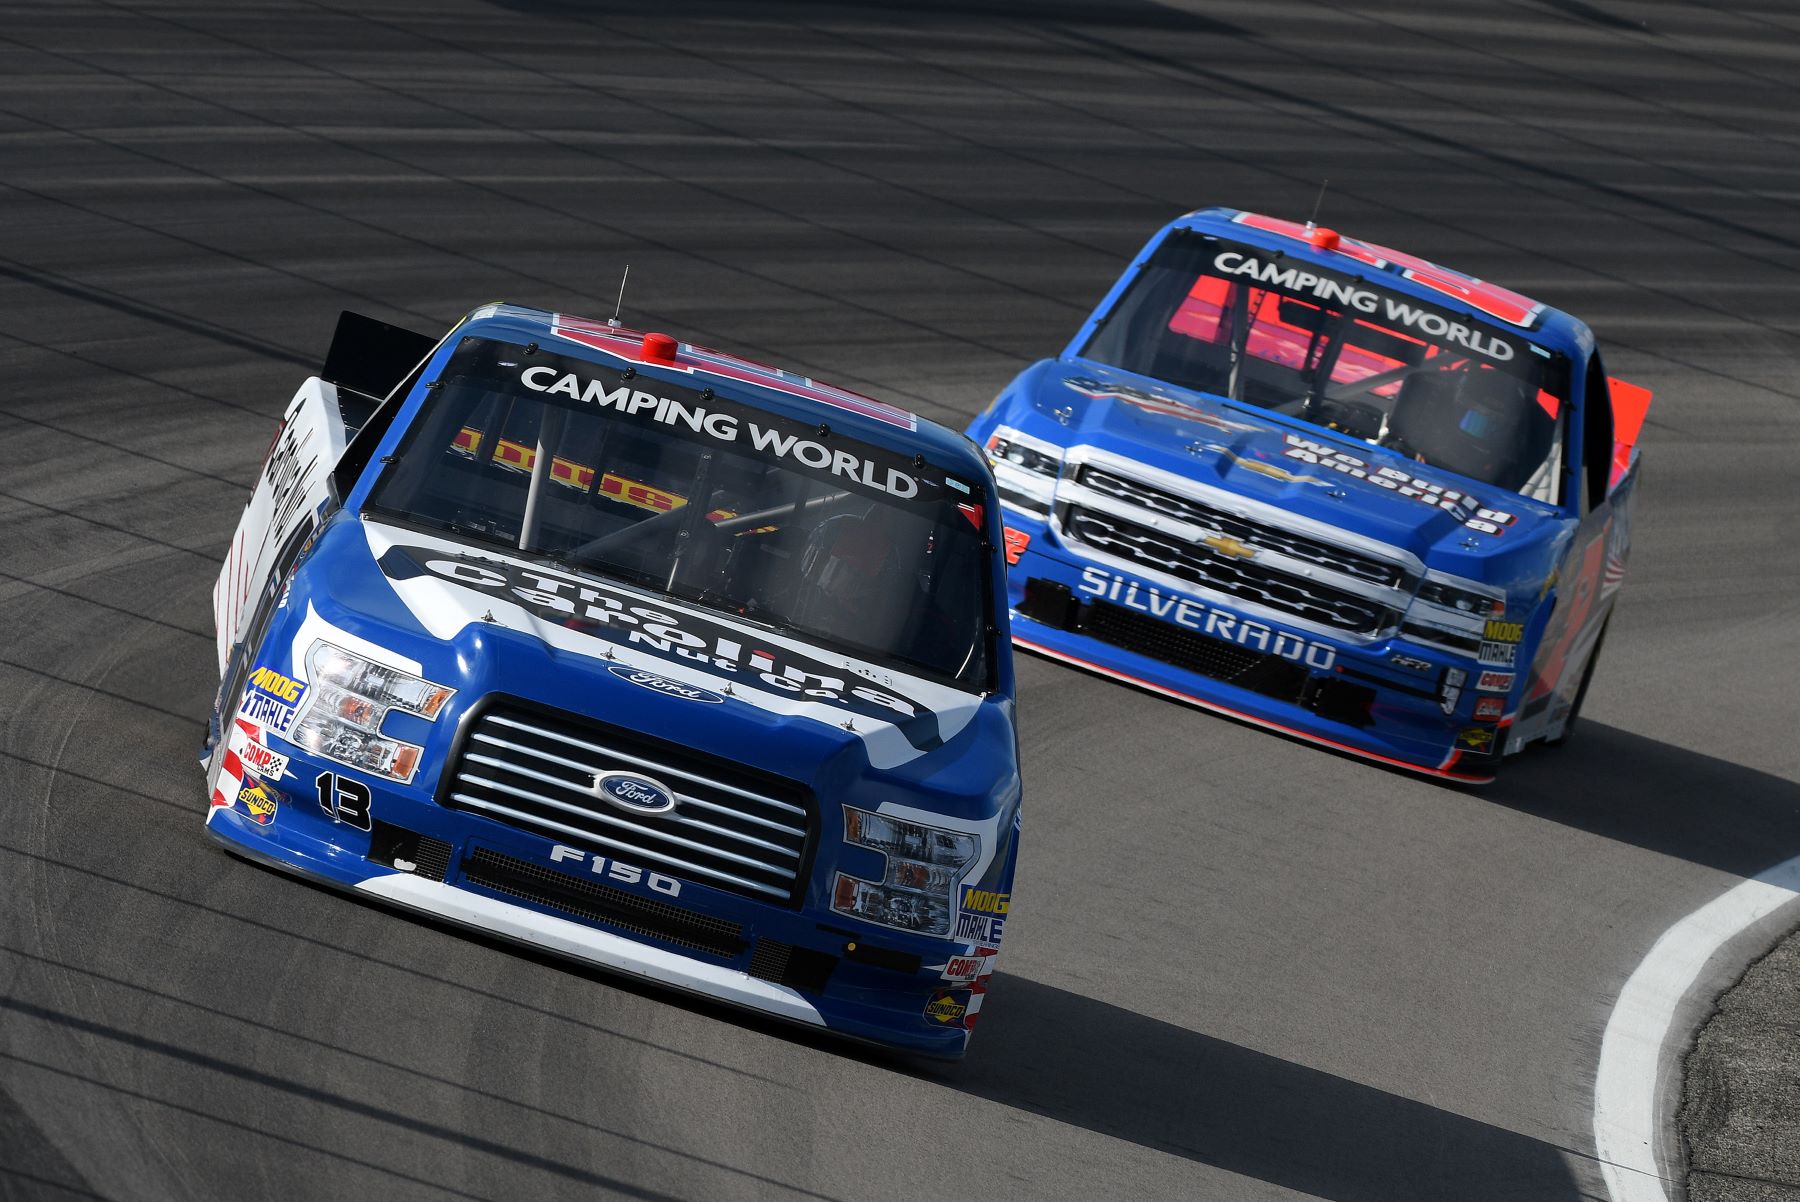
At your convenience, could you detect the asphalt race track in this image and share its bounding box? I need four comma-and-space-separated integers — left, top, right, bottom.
4, 2, 1800, 1199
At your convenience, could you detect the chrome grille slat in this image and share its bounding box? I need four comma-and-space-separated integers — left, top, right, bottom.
487, 715, 807, 818
443, 705, 815, 905
462, 756, 801, 860
449, 793, 791, 899
460, 772, 796, 875
470, 731, 806, 839
1079, 465, 1410, 588
1066, 507, 1398, 635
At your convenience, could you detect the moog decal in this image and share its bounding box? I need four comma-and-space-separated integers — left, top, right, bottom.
238, 665, 308, 735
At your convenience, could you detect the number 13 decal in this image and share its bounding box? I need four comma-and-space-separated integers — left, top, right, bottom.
316, 772, 373, 831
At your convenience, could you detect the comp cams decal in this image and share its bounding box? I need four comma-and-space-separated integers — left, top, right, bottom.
939, 946, 1000, 985
237, 739, 291, 781
210, 718, 291, 818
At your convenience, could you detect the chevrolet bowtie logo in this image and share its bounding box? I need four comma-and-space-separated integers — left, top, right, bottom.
1201, 534, 1258, 560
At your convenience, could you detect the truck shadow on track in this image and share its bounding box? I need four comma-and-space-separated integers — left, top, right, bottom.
923, 722, 1800, 1202
1482, 721, 1800, 879
259, 855, 1583, 1202
935, 977, 1581, 1202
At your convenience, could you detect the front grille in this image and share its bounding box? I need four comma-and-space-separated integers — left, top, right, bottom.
443, 703, 814, 904
1086, 601, 1303, 698
460, 847, 747, 957
1073, 599, 1375, 727
1079, 466, 1407, 587
1066, 507, 1398, 635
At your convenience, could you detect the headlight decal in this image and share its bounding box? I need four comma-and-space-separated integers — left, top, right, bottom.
831, 805, 979, 938
829, 798, 1016, 944
986, 426, 1063, 516
287, 640, 455, 783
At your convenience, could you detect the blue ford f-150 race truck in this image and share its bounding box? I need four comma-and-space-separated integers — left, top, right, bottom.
205, 306, 1020, 1056
969, 208, 1652, 782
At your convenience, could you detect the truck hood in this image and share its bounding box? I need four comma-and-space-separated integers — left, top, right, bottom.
1026, 361, 1563, 564
282, 517, 1005, 799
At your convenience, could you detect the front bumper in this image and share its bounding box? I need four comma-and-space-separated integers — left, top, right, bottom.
204, 764, 991, 1057
1001, 531, 1507, 783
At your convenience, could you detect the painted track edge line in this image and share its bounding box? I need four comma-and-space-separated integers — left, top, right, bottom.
1593, 854, 1800, 1202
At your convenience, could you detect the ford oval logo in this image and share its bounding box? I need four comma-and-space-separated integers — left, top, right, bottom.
592, 771, 678, 815
607, 664, 724, 704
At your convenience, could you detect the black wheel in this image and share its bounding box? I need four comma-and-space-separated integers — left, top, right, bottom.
1544, 617, 1609, 748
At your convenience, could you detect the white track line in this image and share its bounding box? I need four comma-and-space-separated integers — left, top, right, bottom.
1594, 854, 1800, 1202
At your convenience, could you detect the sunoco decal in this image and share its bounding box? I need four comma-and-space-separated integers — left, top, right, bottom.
377, 544, 947, 751
924, 989, 971, 1026
235, 782, 278, 826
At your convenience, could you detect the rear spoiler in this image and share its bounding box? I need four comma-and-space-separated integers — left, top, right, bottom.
322, 309, 449, 502
1606, 376, 1653, 491
321, 310, 437, 430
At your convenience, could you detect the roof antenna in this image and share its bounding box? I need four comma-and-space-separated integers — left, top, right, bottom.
607, 263, 631, 328
1304, 179, 1330, 233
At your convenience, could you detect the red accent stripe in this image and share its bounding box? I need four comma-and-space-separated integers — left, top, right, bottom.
1012, 636, 1495, 784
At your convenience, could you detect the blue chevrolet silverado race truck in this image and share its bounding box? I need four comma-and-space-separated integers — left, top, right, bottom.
969, 207, 1652, 782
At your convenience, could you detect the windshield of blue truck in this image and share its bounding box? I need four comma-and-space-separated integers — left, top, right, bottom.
1082, 231, 1573, 501
366, 338, 993, 690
